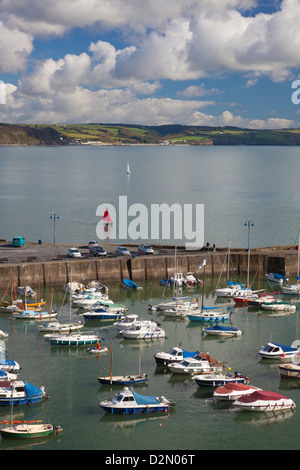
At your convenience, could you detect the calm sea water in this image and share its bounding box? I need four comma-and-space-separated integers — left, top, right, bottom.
0, 278, 300, 451
1, 145, 300, 452
0, 145, 300, 248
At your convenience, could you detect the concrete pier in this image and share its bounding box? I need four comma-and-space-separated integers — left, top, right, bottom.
0, 244, 297, 288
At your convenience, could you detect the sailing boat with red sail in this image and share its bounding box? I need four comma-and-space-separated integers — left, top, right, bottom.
102, 208, 113, 225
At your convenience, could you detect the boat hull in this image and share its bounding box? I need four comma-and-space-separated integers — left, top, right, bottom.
193, 374, 248, 387
0, 423, 54, 438
100, 404, 168, 414
278, 364, 300, 378
98, 375, 149, 385
187, 314, 230, 322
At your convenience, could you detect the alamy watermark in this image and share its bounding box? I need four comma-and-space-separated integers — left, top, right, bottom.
0, 80, 6, 105
96, 196, 204, 250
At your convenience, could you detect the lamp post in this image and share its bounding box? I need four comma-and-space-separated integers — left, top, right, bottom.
244, 220, 254, 287
50, 212, 59, 245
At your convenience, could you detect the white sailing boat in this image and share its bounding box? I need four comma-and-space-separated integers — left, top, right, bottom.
126, 162, 131, 174
37, 287, 84, 333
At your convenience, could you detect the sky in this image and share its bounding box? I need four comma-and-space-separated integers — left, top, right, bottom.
0, 0, 300, 128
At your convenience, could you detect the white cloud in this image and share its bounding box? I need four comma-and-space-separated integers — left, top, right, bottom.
0, 21, 33, 72
0, 0, 299, 127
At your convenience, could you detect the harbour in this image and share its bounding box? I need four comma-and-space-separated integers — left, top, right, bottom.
1, 144, 300, 451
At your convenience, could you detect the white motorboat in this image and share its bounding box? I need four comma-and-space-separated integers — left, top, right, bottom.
120, 322, 166, 340
202, 325, 243, 337
99, 387, 174, 414
12, 310, 58, 320
148, 297, 194, 311
281, 283, 300, 295
215, 282, 246, 298
154, 346, 199, 366
278, 360, 300, 378
193, 371, 249, 387
213, 383, 262, 401
73, 293, 113, 309
233, 390, 295, 412
168, 353, 223, 375
36, 320, 84, 333
0, 341, 20, 374
258, 341, 300, 359
265, 273, 288, 285
114, 314, 139, 330
261, 301, 296, 312
63, 281, 84, 293
0, 380, 48, 405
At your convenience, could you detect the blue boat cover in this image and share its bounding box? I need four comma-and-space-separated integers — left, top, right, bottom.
272, 343, 298, 352
204, 325, 239, 331
182, 349, 199, 358
272, 273, 285, 279
132, 391, 160, 405
227, 281, 244, 286
24, 381, 43, 398
123, 279, 140, 288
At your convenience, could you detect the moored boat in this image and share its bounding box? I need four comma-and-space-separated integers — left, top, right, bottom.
122, 279, 142, 289
278, 360, 300, 378
12, 310, 58, 320
154, 346, 199, 366
168, 353, 223, 375
114, 314, 139, 330
265, 273, 288, 285
0, 422, 62, 439
261, 301, 296, 312
50, 333, 101, 346
213, 383, 262, 401
119, 322, 166, 340
233, 390, 295, 412
186, 308, 231, 323
0, 380, 48, 406
258, 342, 300, 359
193, 371, 249, 387
98, 374, 149, 385
99, 387, 174, 414
202, 324, 243, 337
81, 309, 124, 321
36, 320, 84, 333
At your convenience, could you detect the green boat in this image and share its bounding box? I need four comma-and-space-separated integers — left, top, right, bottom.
0, 422, 62, 439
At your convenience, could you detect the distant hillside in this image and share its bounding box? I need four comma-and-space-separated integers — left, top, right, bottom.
0, 123, 63, 145
1, 122, 300, 146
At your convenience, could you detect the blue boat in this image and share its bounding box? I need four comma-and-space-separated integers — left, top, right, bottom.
0, 380, 48, 406
202, 325, 243, 337
123, 279, 141, 289
0, 341, 21, 374
81, 309, 124, 321
97, 374, 149, 386
99, 387, 174, 414
258, 342, 300, 359
187, 306, 231, 323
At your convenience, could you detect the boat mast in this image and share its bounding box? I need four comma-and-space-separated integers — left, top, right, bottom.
109, 343, 113, 385
297, 228, 300, 285
227, 239, 231, 281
